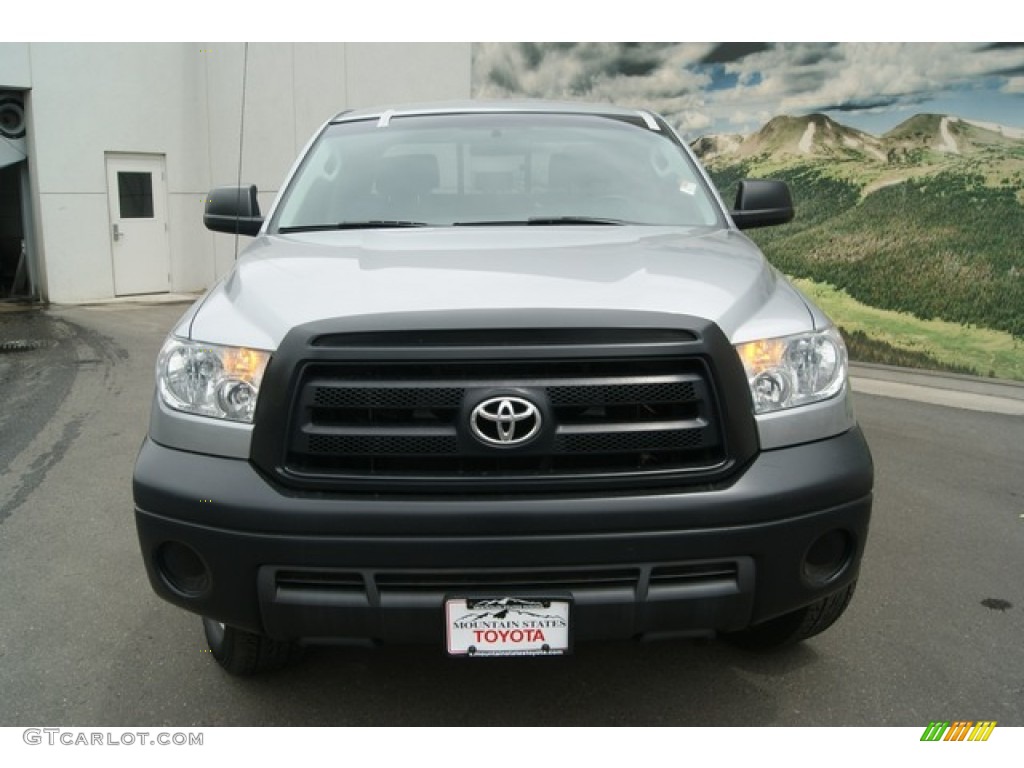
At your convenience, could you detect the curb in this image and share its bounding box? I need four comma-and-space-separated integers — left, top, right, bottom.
850, 364, 1024, 415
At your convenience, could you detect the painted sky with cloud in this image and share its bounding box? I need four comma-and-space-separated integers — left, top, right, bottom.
472, 43, 1024, 139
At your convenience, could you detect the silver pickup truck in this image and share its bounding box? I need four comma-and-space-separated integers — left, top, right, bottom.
133, 101, 873, 674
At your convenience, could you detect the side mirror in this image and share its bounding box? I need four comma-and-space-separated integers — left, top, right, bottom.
730, 179, 795, 230
204, 185, 264, 235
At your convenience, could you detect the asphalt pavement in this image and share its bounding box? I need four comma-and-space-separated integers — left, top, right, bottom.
0, 300, 1021, 726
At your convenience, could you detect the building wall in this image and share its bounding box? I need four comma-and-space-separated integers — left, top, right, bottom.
6, 42, 472, 303
0, 43, 31, 88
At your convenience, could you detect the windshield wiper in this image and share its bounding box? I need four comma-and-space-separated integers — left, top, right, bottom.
283, 217, 629, 232
528, 216, 627, 226
278, 220, 430, 233
453, 216, 627, 227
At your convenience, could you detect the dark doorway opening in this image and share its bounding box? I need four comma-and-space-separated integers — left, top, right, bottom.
0, 161, 29, 298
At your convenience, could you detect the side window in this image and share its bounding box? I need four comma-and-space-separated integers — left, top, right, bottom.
467, 150, 525, 194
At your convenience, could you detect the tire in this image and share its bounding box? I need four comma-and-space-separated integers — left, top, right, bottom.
727, 581, 857, 650
202, 617, 300, 675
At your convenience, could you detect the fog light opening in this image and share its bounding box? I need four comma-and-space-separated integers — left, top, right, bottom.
156, 541, 211, 597
802, 530, 853, 586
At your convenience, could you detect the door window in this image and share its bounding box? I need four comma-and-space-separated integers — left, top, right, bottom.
117, 171, 154, 218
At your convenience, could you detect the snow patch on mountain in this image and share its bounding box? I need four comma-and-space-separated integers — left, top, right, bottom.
798, 122, 816, 154
937, 117, 959, 154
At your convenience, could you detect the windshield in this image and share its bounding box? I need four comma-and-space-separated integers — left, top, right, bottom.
271, 112, 723, 231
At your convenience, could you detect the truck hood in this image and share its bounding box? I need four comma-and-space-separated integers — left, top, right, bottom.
186, 226, 814, 350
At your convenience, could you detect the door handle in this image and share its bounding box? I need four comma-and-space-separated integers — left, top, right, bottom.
112, 223, 124, 242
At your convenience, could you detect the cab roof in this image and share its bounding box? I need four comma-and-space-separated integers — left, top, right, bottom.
329, 100, 663, 131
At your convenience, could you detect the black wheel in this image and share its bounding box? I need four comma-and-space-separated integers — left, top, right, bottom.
727, 581, 857, 650
202, 617, 300, 675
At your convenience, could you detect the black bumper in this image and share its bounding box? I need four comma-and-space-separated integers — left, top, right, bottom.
133, 428, 873, 644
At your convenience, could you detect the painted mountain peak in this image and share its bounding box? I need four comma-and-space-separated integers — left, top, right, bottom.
693, 112, 1024, 169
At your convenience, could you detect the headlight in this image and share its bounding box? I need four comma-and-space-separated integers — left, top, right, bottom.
157, 337, 271, 422
735, 328, 847, 414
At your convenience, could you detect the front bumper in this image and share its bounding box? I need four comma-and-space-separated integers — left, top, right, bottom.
133, 427, 873, 644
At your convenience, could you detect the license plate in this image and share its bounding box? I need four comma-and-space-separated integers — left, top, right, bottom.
445, 597, 570, 657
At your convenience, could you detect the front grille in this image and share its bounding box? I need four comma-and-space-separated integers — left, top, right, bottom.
285, 359, 721, 486
251, 321, 757, 494
307, 433, 460, 456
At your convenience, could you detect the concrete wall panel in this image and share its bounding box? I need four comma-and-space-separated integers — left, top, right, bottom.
345, 43, 472, 108
16, 42, 471, 303
38, 194, 114, 301
0, 44, 32, 89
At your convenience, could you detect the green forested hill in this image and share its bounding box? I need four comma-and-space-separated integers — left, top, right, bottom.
709, 166, 1024, 338
695, 112, 1024, 378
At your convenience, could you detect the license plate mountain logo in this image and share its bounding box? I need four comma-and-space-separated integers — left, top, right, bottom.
456, 598, 563, 623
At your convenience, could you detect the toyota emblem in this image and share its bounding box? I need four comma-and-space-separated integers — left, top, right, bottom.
470, 396, 542, 447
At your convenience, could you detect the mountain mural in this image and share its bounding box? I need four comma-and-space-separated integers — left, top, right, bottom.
697, 112, 1024, 184
694, 112, 1024, 374
696, 114, 887, 165
471, 43, 1024, 378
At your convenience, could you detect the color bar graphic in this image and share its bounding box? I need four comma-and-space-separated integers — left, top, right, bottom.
920, 721, 996, 742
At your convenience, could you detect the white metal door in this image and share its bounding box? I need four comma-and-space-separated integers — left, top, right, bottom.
105, 154, 170, 295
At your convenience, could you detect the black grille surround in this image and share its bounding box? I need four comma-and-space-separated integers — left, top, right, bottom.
250, 311, 759, 495
270, 559, 746, 598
